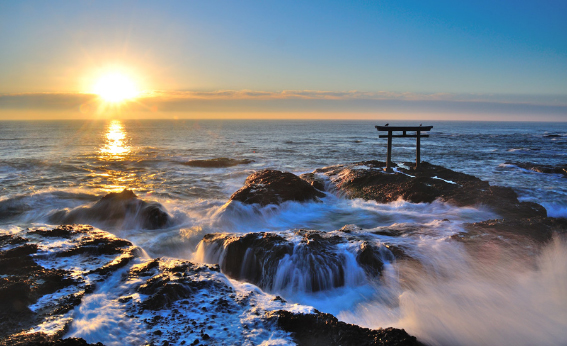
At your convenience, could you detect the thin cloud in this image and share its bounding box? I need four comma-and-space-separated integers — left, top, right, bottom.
0, 92, 98, 109
143, 90, 567, 105
1, 91, 566, 118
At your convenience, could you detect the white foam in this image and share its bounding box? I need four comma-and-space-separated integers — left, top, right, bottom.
65, 266, 148, 345
431, 176, 457, 184
206, 196, 496, 235
338, 237, 567, 345
543, 202, 567, 218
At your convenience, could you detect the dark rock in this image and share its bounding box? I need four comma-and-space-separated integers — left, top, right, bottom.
1, 332, 103, 346
129, 258, 161, 277
230, 170, 325, 206
29, 225, 92, 238
200, 230, 400, 292
50, 189, 171, 229
299, 172, 326, 191
202, 232, 293, 288
356, 242, 388, 277
142, 280, 195, 311
506, 161, 567, 177
459, 217, 567, 244
268, 310, 421, 345
315, 161, 547, 219
53, 337, 104, 346
134, 259, 233, 311
0, 243, 38, 260
51, 292, 86, 315
0, 234, 28, 247
89, 249, 135, 276
58, 234, 132, 257
0, 233, 80, 342
184, 157, 254, 168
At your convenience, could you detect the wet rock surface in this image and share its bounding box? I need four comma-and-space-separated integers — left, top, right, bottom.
458, 217, 567, 244
184, 157, 254, 168
199, 229, 402, 292
49, 189, 171, 229
1, 334, 103, 346
122, 257, 423, 346
506, 161, 567, 177
1, 224, 422, 346
0, 225, 134, 345
313, 161, 547, 219
201, 232, 293, 288
133, 259, 227, 311
230, 169, 325, 206
298, 172, 327, 191
269, 310, 421, 345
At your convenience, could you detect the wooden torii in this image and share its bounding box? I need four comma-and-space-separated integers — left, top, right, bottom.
375, 125, 433, 172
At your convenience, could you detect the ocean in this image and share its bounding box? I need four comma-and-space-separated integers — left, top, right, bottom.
1, 119, 567, 345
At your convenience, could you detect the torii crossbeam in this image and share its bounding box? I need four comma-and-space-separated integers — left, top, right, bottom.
375, 125, 433, 172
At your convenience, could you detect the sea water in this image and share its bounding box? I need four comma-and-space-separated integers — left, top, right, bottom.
1, 119, 566, 344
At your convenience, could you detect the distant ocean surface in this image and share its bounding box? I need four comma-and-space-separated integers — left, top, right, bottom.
1, 119, 566, 215
1, 119, 567, 345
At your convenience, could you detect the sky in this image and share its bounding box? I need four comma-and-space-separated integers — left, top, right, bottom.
0, 0, 566, 121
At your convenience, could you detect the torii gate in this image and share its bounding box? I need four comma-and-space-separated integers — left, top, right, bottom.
375, 125, 433, 172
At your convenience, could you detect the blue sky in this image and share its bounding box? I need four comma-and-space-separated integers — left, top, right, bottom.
0, 0, 566, 120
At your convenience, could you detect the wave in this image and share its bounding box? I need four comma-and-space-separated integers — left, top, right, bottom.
207, 196, 497, 234
338, 236, 567, 345
542, 202, 567, 218
0, 190, 97, 223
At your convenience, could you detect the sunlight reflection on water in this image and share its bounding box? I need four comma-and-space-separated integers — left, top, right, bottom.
99, 120, 131, 159
96, 120, 134, 192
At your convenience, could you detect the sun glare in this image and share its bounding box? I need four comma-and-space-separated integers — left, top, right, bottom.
93, 73, 139, 103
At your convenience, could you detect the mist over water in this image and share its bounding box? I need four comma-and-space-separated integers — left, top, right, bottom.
342, 237, 567, 346
1, 119, 567, 344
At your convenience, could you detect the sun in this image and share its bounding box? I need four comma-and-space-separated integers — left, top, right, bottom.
93, 73, 139, 103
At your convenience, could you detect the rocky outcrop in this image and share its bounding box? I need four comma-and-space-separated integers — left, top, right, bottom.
132, 259, 224, 311
184, 158, 254, 168
1, 335, 102, 346
506, 161, 567, 177
356, 241, 396, 277
230, 169, 325, 206
199, 229, 402, 293
268, 310, 421, 345
122, 256, 423, 346
1, 224, 423, 346
201, 232, 293, 288
313, 161, 546, 219
0, 225, 134, 345
49, 189, 171, 229
298, 172, 327, 191
457, 217, 567, 244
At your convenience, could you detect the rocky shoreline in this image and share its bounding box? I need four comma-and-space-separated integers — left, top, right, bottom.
2, 161, 566, 345
0, 225, 418, 346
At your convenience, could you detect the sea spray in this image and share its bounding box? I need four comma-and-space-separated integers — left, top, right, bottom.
208, 197, 497, 234
339, 236, 567, 345
64, 263, 148, 345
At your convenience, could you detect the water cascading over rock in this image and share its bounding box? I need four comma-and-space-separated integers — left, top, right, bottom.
196, 229, 399, 295
49, 189, 171, 229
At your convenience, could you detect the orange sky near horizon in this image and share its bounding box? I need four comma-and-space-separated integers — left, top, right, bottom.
1, 1, 566, 121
